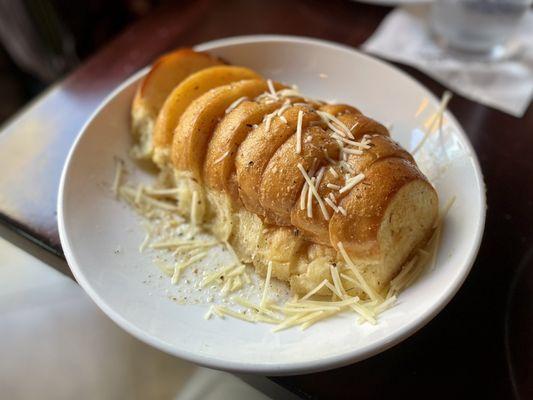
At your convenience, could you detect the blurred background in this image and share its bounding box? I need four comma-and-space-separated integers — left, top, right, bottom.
0, 0, 159, 125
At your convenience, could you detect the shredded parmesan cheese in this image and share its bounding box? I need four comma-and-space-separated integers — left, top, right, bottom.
296, 110, 304, 154
277, 101, 291, 116
412, 91, 452, 155
212, 306, 224, 318
260, 261, 273, 308
134, 184, 144, 204
317, 111, 355, 139
339, 173, 365, 194
340, 273, 356, 285
201, 263, 237, 287
233, 297, 280, 320
315, 167, 325, 187
171, 264, 181, 284
301, 279, 329, 300
300, 181, 309, 210
231, 276, 242, 291
154, 260, 173, 276
139, 232, 150, 253
330, 265, 347, 297
171, 252, 207, 285
297, 163, 330, 220
338, 242, 382, 302
264, 111, 275, 133
339, 161, 355, 174
272, 314, 306, 332
277, 89, 300, 98
331, 133, 371, 149
112, 158, 124, 198
341, 147, 363, 156
213, 151, 230, 165
120, 186, 179, 211
144, 187, 181, 196
226, 265, 245, 278
415, 97, 429, 117
390, 257, 419, 294
204, 306, 215, 320
225, 96, 248, 114
149, 238, 216, 249
325, 197, 339, 213
306, 177, 314, 218
373, 295, 397, 314
267, 79, 277, 99
191, 191, 199, 227
301, 310, 341, 330
217, 306, 256, 323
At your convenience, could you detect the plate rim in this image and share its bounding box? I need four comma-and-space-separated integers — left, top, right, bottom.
58, 34, 486, 375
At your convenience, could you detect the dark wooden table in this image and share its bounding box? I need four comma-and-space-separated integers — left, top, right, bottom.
0, 1, 531, 398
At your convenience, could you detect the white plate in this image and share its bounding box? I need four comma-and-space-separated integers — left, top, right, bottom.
58, 35, 485, 375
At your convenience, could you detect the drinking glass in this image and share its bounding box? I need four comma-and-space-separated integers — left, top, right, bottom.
430, 0, 532, 59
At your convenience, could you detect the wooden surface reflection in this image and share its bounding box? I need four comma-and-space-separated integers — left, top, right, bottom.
0, 0, 531, 398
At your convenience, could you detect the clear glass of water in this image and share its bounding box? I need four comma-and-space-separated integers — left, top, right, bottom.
430, 0, 532, 59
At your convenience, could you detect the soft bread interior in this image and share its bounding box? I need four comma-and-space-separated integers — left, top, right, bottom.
130, 103, 155, 159
289, 180, 437, 294
375, 179, 438, 287
167, 173, 437, 296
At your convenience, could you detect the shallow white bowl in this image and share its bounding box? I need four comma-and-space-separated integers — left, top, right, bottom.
58, 35, 485, 375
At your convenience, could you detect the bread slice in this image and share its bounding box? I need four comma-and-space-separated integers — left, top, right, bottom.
329, 157, 438, 288
290, 165, 344, 245
204, 100, 282, 199
172, 79, 278, 179
259, 126, 339, 226
131, 49, 222, 159
235, 105, 320, 216
152, 65, 261, 167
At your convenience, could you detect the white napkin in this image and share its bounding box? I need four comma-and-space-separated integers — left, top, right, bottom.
362, 5, 533, 117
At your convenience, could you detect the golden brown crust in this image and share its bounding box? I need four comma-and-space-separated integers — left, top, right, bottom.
131, 49, 223, 160
203, 100, 282, 199
348, 134, 414, 173
319, 104, 360, 116
259, 126, 339, 226
335, 113, 389, 140
290, 134, 414, 246
235, 105, 320, 216
329, 157, 429, 258
172, 79, 273, 179
136, 49, 223, 113
153, 65, 261, 164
